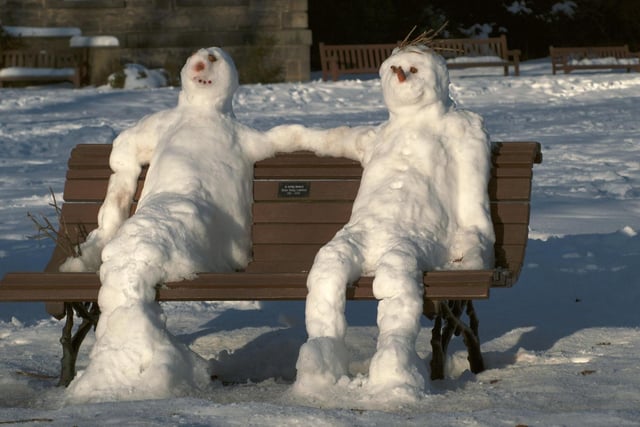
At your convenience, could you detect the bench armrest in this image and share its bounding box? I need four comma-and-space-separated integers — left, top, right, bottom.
507, 49, 521, 60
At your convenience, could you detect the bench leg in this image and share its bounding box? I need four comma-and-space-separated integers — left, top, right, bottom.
429, 314, 446, 380
428, 300, 485, 380
58, 302, 100, 387
462, 300, 484, 374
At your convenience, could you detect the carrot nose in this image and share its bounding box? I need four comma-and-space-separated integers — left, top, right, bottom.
391, 65, 406, 83
194, 61, 205, 72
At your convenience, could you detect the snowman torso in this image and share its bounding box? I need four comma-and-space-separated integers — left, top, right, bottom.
117, 48, 255, 274
354, 122, 453, 225
342, 45, 492, 270
140, 112, 252, 214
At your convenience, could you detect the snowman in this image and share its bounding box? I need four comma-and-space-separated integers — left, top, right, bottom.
61, 47, 301, 402
271, 43, 495, 399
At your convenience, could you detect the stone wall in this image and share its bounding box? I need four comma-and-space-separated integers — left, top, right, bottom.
0, 0, 311, 85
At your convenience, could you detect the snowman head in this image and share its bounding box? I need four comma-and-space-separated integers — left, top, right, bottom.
179, 47, 239, 112
379, 45, 451, 116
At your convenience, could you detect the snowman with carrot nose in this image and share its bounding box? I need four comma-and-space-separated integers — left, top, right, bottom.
270, 30, 496, 400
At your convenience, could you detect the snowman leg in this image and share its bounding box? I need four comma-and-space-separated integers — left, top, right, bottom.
367, 246, 428, 396
67, 219, 207, 402
294, 234, 362, 391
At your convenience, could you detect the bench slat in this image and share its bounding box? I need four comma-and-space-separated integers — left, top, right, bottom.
62, 176, 533, 202
249, 242, 526, 274
252, 201, 529, 224
51, 197, 533, 250
252, 244, 321, 261
0, 269, 492, 302
254, 181, 360, 201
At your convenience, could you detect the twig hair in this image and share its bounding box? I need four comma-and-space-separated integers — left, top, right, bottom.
398, 22, 448, 50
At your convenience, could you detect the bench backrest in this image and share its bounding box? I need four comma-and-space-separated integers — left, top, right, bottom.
319, 43, 397, 80
50, 142, 542, 287
1, 49, 83, 69
550, 45, 632, 62
431, 35, 510, 60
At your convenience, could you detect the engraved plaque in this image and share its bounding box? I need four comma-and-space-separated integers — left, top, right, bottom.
278, 182, 310, 198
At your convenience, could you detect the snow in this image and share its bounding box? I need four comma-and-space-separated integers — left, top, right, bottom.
0, 68, 76, 78
506, 1, 532, 15
1, 57, 640, 425
551, 1, 578, 17
2, 26, 82, 38
69, 35, 119, 48
446, 56, 505, 64
459, 23, 494, 39
112, 63, 169, 90
568, 57, 640, 66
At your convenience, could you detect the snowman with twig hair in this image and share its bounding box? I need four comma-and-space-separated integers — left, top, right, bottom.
272, 30, 495, 400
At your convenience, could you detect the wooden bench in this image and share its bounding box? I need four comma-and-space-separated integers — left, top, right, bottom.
430, 35, 520, 76
319, 35, 520, 81
549, 45, 640, 74
0, 141, 542, 386
319, 42, 397, 81
0, 49, 86, 88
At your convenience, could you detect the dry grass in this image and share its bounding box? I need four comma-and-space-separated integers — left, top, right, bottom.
27, 188, 86, 258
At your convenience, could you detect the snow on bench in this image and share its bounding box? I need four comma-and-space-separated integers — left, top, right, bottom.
550, 45, 640, 74
0, 141, 542, 386
0, 49, 85, 88
431, 35, 521, 76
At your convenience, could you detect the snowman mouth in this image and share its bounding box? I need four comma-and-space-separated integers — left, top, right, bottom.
193, 76, 213, 85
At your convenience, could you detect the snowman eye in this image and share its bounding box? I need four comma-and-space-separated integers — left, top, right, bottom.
409, 66, 418, 73
208, 54, 217, 63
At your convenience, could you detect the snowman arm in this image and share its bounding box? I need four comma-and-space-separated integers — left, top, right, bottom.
264, 124, 368, 162
449, 118, 496, 270
60, 116, 161, 272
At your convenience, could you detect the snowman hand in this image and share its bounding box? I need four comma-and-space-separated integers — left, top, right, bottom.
59, 229, 109, 272
448, 229, 494, 270
266, 124, 308, 153
266, 125, 361, 160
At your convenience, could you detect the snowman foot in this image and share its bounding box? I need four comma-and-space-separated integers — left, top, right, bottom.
292, 337, 349, 394
367, 338, 428, 399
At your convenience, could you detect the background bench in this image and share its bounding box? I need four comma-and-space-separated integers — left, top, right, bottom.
431, 35, 520, 76
319, 35, 520, 81
319, 42, 396, 81
550, 45, 640, 74
0, 141, 542, 386
0, 49, 86, 87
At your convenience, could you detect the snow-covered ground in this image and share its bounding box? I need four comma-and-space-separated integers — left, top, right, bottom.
1, 59, 639, 425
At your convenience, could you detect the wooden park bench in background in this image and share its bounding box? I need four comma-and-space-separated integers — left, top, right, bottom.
0, 49, 87, 88
319, 35, 521, 81
319, 42, 396, 81
549, 45, 640, 74
431, 35, 521, 76
0, 141, 542, 386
